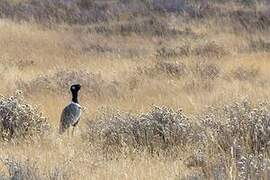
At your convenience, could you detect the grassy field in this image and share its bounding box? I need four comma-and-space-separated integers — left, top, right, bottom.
0, 0, 270, 179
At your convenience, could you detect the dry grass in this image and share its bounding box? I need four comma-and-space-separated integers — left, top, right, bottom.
0, 0, 270, 179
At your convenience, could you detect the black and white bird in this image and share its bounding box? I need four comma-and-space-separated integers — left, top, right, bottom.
59, 84, 82, 135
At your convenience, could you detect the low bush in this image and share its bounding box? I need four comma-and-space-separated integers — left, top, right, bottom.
232, 66, 259, 81
155, 45, 191, 59
94, 16, 182, 37
202, 100, 270, 154
230, 10, 270, 32
84, 100, 270, 178
193, 41, 228, 58
0, 0, 112, 24
85, 106, 196, 153
0, 91, 50, 141
1, 156, 72, 179
249, 39, 270, 52
192, 62, 220, 80
156, 42, 227, 60
183, 78, 214, 92
155, 61, 188, 77
16, 70, 121, 98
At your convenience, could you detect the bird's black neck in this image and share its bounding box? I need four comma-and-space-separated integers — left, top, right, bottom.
72, 91, 79, 104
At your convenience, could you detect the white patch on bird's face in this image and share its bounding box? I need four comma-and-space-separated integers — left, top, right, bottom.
72, 86, 76, 90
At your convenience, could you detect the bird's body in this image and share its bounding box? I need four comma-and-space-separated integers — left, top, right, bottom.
59, 84, 82, 135
59, 102, 81, 134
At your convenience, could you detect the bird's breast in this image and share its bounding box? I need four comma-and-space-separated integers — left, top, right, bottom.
66, 103, 82, 125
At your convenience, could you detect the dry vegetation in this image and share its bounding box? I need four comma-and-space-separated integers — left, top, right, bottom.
0, 0, 270, 179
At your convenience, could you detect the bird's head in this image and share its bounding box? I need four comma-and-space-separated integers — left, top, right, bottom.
70, 84, 81, 93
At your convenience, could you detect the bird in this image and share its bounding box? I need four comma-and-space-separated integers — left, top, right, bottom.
59, 84, 82, 135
